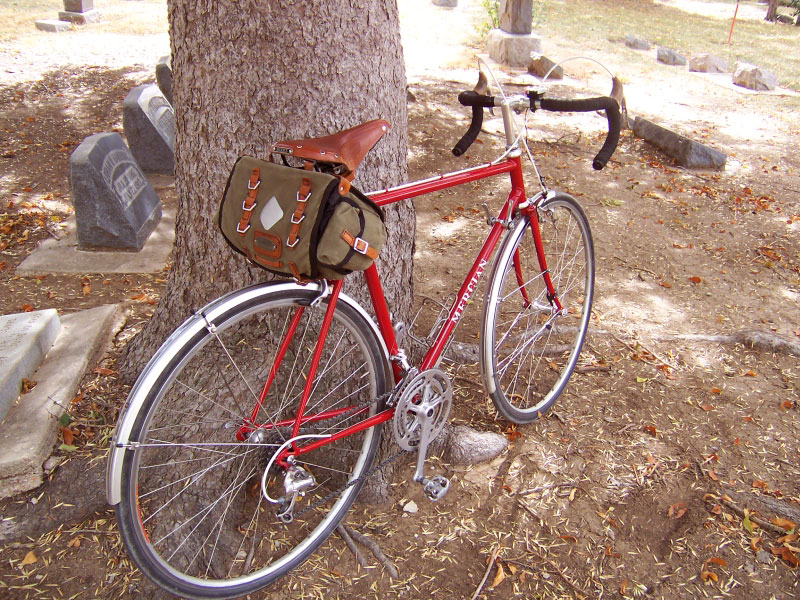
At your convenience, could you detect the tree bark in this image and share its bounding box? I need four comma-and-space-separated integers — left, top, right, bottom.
121, 0, 414, 381
765, 0, 779, 22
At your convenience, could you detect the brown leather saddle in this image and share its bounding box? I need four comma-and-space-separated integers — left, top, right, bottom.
271, 119, 389, 194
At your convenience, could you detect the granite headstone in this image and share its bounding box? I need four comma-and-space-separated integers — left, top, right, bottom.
122, 84, 175, 174
499, 0, 533, 34
155, 55, 173, 104
69, 132, 162, 250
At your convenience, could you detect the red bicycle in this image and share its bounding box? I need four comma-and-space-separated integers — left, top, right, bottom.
107, 75, 621, 599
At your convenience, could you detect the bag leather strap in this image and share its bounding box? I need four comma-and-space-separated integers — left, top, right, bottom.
341, 229, 379, 260
287, 177, 312, 248
236, 168, 261, 235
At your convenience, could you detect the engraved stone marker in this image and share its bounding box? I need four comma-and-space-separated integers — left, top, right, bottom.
0, 310, 61, 423
155, 55, 173, 104
59, 0, 99, 24
122, 84, 175, 174
69, 132, 162, 250
488, 0, 540, 67
499, 0, 532, 34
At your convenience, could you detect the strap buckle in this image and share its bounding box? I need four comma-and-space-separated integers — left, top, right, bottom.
296, 191, 311, 203
236, 223, 251, 234
290, 213, 305, 225
248, 179, 261, 190
286, 237, 300, 248
241, 200, 257, 212
353, 236, 369, 255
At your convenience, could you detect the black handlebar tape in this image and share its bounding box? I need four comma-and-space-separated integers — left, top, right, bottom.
452, 91, 496, 156
539, 96, 622, 170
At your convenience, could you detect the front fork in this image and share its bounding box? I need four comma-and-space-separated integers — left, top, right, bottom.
518, 201, 563, 313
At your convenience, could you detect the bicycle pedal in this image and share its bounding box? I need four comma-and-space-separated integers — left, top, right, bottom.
422, 475, 450, 502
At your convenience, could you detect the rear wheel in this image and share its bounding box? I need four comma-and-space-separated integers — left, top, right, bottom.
481, 193, 594, 423
116, 286, 388, 599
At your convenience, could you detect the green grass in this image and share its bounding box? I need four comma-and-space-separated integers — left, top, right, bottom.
537, 0, 800, 90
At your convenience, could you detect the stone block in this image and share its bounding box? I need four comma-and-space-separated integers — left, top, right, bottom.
657, 47, 687, 66
69, 132, 162, 250
487, 29, 542, 68
624, 34, 650, 50
528, 52, 562, 79
689, 53, 728, 73
155, 55, 173, 104
432, 0, 458, 6
0, 305, 118, 499
58, 9, 100, 24
733, 61, 777, 91
122, 84, 175, 174
0, 310, 61, 424
63, 0, 94, 11
499, 0, 532, 34
34, 19, 72, 32
633, 117, 726, 170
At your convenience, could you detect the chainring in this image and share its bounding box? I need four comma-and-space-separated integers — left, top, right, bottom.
391, 368, 452, 451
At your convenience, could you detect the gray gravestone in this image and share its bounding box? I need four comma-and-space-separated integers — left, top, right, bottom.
499, 0, 533, 34
59, 0, 99, 25
624, 34, 651, 50
657, 47, 687, 66
122, 84, 175, 174
64, 0, 93, 11
155, 55, 173, 104
633, 117, 726, 171
0, 310, 61, 424
69, 132, 162, 250
689, 53, 728, 73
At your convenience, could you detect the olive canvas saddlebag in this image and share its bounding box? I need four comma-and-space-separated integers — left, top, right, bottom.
218, 157, 386, 281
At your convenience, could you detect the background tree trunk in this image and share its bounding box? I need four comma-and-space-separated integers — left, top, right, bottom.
765, 0, 779, 21
121, 0, 413, 380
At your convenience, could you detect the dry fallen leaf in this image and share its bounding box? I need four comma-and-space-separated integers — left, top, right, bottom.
67, 536, 81, 548
643, 425, 657, 437
688, 276, 702, 284
707, 557, 727, 567
771, 517, 797, 531
60, 426, 74, 445
19, 551, 37, 566
490, 562, 506, 588
770, 545, 800, 567
750, 536, 763, 552
700, 570, 718, 584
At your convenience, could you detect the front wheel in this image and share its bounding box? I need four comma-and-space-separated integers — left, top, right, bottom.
481, 193, 594, 423
114, 285, 389, 599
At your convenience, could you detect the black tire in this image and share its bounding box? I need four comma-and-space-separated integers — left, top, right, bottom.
116, 287, 388, 599
481, 193, 594, 423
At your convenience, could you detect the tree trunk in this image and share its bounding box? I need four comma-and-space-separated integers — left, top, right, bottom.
765, 0, 779, 21
121, 0, 414, 380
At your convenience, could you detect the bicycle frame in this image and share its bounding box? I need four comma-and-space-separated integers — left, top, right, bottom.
243, 152, 563, 464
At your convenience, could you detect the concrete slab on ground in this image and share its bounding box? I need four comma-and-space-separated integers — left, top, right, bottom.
0, 304, 119, 500
0, 310, 62, 423
16, 196, 175, 275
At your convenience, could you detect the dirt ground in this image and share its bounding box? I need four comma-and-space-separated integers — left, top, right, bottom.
1, 1, 799, 599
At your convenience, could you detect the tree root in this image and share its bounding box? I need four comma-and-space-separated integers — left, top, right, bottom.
704, 491, 800, 536
337, 523, 399, 578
